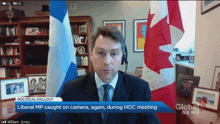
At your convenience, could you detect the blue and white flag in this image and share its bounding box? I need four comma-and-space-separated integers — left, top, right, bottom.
46, 1, 78, 98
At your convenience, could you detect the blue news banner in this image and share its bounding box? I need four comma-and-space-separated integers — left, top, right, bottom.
16, 101, 175, 113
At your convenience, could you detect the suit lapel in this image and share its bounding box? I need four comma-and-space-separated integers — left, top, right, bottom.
107, 72, 131, 123
81, 72, 99, 101
80, 72, 102, 124
112, 72, 130, 101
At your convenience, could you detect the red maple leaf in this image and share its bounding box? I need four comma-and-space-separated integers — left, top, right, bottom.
144, 9, 173, 74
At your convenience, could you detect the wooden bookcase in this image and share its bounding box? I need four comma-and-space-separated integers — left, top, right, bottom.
0, 16, 93, 78
0, 22, 21, 79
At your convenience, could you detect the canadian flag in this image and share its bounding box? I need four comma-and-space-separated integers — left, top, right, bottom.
142, 1, 184, 124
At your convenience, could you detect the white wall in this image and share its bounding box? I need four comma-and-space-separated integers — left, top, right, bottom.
0, 1, 150, 73
194, 1, 220, 88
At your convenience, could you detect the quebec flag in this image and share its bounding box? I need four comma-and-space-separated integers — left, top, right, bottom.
46, 1, 78, 98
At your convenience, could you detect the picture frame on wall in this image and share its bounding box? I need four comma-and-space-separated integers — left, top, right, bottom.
211, 66, 220, 90
191, 87, 220, 112
133, 19, 147, 52
176, 74, 200, 99
26, 74, 47, 94
103, 20, 125, 38
188, 56, 194, 63
201, 1, 220, 15
0, 78, 29, 101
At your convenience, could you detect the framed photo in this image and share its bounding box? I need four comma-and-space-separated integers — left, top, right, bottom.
176, 54, 182, 61
26, 74, 47, 94
25, 27, 39, 35
103, 20, 125, 38
133, 19, 147, 52
0, 78, 29, 101
211, 66, 220, 90
192, 87, 220, 112
188, 56, 194, 63
201, 1, 220, 15
176, 74, 200, 99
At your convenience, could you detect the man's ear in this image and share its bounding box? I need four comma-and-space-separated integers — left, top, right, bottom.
90, 49, 93, 60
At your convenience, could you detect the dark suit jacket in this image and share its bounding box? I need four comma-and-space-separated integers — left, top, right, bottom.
49, 71, 161, 124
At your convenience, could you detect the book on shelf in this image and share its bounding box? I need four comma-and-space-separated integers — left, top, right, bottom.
13, 57, 20, 65
85, 36, 87, 43
71, 24, 78, 34
0, 27, 5, 35
6, 46, 13, 55
76, 56, 88, 66
40, 28, 49, 35
1, 58, 6, 65
0, 68, 20, 78
0, 47, 4, 55
0, 67, 6, 78
8, 58, 12, 65
74, 47, 77, 54
0, 26, 18, 36
0, 57, 20, 65
0, 46, 19, 55
81, 56, 84, 65
13, 47, 19, 55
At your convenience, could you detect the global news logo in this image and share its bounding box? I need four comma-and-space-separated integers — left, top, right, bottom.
176, 104, 201, 115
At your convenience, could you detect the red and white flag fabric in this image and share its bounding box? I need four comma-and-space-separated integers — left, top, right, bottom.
142, 1, 184, 123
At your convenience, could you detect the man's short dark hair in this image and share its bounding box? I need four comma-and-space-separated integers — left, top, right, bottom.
90, 26, 125, 54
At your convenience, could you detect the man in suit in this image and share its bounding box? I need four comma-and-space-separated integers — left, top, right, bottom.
49, 26, 161, 124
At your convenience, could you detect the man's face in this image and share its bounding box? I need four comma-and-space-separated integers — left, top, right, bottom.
91, 35, 123, 83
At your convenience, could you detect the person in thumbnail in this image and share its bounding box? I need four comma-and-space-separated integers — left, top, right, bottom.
30, 78, 37, 93
38, 77, 46, 91
49, 26, 161, 124
13, 83, 24, 94
10, 83, 16, 94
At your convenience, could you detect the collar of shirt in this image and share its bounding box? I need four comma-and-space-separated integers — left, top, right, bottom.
95, 72, 118, 101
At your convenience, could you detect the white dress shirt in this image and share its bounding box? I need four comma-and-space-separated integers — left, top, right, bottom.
95, 72, 118, 101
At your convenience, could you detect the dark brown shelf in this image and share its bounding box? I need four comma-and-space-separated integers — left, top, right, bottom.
78, 33, 87, 36
76, 53, 88, 56
0, 22, 18, 26
74, 43, 87, 46
0, 65, 20, 67
0, 44, 19, 46
22, 34, 49, 37
0, 55, 20, 57
77, 65, 88, 68
25, 44, 48, 46
0, 35, 19, 38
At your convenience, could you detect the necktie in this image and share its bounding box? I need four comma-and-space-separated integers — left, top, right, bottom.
103, 84, 111, 124
103, 84, 111, 101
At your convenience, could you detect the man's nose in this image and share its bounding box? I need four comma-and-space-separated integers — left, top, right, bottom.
103, 54, 112, 65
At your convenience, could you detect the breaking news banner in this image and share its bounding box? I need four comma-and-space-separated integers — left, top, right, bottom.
15, 97, 175, 113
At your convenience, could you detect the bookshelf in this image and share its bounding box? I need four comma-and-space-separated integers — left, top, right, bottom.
0, 22, 20, 78
0, 16, 93, 78
69, 16, 93, 74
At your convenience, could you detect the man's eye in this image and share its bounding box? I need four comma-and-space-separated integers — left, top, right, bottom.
111, 53, 117, 56
98, 52, 103, 55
